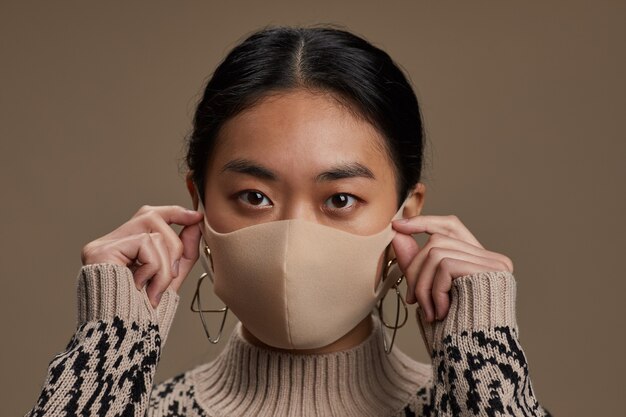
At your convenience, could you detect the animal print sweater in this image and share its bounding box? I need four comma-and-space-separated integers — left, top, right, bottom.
25, 263, 553, 416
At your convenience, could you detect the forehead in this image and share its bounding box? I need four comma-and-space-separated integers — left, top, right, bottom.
210, 89, 393, 176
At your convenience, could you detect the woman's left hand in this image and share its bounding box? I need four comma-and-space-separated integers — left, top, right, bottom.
391, 215, 514, 323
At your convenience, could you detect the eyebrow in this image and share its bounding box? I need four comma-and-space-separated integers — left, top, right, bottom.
315, 162, 375, 182
221, 158, 277, 180
220, 158, 376, 182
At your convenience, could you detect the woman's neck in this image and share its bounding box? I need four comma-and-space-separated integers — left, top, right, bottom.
191, 312, 432, 416
240, 314, 374, 354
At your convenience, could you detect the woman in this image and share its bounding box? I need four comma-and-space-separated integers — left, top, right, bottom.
26, 25, 552, 416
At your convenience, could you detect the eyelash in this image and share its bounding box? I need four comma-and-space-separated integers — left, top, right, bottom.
236, 190, 272, 209
234, 190, 362, 213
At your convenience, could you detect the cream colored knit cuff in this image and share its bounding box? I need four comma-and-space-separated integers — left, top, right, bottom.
416, 270, 518, 355
76, 263, 179, 344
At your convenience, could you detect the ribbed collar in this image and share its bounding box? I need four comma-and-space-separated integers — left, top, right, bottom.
190, 312, 432, 417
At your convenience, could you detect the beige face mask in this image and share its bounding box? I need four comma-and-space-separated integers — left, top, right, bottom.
196, 193, 409, 350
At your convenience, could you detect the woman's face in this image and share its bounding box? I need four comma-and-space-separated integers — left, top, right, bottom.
199, 89, 400, 238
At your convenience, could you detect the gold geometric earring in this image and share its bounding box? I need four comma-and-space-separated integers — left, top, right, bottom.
190, 245, 229, 344
376, 247, 409, 354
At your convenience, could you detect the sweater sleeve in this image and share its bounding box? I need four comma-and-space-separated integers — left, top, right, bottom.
24, 263, 179, 417
410, 271, 553, 417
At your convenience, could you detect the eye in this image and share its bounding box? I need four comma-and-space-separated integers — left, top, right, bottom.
237, 190, 272, 207
324, 193, 358, 210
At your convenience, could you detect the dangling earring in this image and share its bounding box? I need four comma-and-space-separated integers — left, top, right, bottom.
377, 246, 408, 354
190, 245, 229, 344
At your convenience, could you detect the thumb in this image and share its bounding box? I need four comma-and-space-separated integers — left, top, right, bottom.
391, 232, 420, 274
169, 223, 202, 292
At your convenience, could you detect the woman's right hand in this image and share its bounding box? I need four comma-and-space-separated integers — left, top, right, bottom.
80, 205, 204, 308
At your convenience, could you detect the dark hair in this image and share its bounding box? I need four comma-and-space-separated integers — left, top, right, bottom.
185, 24, 427, 208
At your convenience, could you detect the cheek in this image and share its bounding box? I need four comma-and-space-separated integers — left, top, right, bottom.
354, 167, 400, 236
352, 193, 398, 236
374, 250, 385, 289
203, 179, 244, 234
373, 244, 396, 290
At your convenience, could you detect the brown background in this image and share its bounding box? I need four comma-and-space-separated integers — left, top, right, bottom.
1, 1, 624, 416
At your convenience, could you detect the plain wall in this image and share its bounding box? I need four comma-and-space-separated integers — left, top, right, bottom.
1, 1, 624, 416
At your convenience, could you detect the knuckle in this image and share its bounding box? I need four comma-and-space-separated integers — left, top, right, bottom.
80, 243, 94, 262
415, 292, 428, 305
432, 286, 445, 298
137, 204, 153, 215
425, 245, 438, 260
447, 214, 460, 223
503, 255, 514, 272
430, 233, 444, 244
143, 210, 161, 224
429, 247, 444, 259
81, 241, 93, 255
141, 232, 153, 243
81, 241, 104, 264
439, 257, 453, 270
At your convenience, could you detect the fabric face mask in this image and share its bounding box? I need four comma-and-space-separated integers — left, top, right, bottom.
196, 194, 409, 350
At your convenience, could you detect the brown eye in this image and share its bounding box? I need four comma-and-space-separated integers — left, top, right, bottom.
238, 190, 272, 207
325, 193, 356, 210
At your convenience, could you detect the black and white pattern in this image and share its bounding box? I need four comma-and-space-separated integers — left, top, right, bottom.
403, 325, 553, 417
26, 316, 161, 417
25, 289, 553, 416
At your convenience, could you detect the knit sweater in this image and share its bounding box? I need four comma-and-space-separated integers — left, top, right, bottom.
25, 263, 553, 416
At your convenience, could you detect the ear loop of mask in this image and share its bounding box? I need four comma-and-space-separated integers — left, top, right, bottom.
189, 185, 229, 344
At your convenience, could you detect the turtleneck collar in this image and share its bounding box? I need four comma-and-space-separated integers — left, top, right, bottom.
189, 312, 432, 417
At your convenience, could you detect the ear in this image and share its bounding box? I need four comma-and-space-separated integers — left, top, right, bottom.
185, 172, 200, 210
402, 182, 426, 219
386, 182, 426, 264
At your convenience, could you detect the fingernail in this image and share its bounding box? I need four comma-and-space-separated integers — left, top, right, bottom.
393, 218, 409, 224
172, 259, 180, 276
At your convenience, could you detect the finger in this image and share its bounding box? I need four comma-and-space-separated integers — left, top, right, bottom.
411, 247, 463, 320
391, 232, 420, 273
127, 234, 162, 289
402, 233, 508, 304
85, 232, 162, 288
416, 247, 511, 320
169, 223, 202, 292
413, 258, 436, 323
131, 204, 204, 225
137, 212, 183, 274
145, 233, 173, 308
392, 215, 483, 249
109, 207, 203, 274
431, 263, 453, 322
107, 205, 202, 240
431, 258, 499, 321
